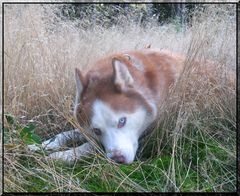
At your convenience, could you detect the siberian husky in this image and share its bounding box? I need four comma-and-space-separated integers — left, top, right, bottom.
29, 49, 188, 164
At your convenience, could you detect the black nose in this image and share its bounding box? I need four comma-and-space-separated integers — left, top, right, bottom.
112, 155, 126, 164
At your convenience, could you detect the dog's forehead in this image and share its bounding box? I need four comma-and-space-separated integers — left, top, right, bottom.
91, 99, 119, 127
82, 77, 140, 112
91, 99, 132, 130
91, 99, 146, 129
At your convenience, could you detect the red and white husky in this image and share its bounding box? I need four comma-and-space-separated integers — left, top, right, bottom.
29, 48, 186, 164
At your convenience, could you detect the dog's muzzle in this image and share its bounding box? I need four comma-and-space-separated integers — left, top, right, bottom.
107, 150, 128, 164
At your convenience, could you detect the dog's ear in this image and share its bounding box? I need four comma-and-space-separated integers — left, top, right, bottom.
75, 68, 85, 104
112, 58, 134, 92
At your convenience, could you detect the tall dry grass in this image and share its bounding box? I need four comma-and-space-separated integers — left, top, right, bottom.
3, 4, 236, 192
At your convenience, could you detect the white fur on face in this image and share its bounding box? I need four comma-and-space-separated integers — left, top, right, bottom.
91, 99, 148, 164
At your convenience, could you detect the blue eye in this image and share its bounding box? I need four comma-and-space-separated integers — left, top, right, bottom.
118, 117, 126, 128
93, 128, 102, 136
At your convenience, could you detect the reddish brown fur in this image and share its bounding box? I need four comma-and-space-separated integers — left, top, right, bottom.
76, 49, 186, 125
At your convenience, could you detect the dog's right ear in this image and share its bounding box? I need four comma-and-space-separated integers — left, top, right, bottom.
112, 58, 134, 92
75, 68, 85, 104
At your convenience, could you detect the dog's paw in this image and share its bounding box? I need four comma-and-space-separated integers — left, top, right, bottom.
28, 144, 41, 152
48, 150, 76, 163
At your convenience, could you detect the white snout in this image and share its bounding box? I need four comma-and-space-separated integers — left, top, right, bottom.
91, 99, 149, 164
106, 148, 136, 164
103, 133, 138, 164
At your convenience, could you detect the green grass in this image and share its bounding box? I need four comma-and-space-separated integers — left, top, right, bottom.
4, 114, 236, 192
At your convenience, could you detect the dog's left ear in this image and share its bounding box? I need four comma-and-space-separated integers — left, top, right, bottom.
75, 68, 86, 104
112, 58, 134, 92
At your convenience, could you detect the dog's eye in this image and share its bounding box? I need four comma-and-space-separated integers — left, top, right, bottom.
118, 117, 126, 128
93, 128, 102, 136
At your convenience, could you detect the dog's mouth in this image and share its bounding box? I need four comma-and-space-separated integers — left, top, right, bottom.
105, 145, 137, 164
107, 152, 127, 164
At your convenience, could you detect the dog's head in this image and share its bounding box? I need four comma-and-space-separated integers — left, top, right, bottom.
74, 56, 156, 164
